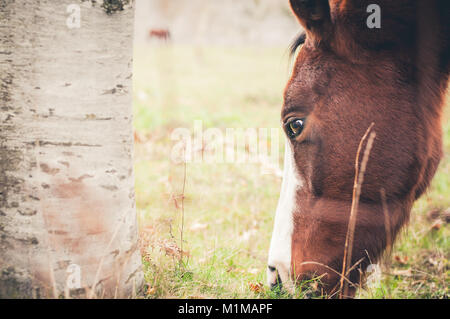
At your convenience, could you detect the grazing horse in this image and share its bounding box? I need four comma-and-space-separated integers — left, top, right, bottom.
268, 0, 449, 298
148, 28, 171, 42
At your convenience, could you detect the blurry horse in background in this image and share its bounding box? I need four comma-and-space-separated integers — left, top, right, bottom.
148, 28, 171, 42
268, 0, 450, 298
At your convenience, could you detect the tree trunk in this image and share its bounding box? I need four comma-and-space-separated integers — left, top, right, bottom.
0, 0, 143, 298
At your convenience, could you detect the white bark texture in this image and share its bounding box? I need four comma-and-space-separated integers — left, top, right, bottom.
0, 0, 143, 298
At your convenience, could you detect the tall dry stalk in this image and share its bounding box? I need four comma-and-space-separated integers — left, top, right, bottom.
179, 153, 187, 268
339, 123, 376, 298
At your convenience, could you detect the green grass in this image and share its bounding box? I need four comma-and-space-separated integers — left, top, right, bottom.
133, 44, 449, 299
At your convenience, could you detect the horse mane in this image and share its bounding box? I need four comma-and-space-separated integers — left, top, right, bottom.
289, 31, 306, 58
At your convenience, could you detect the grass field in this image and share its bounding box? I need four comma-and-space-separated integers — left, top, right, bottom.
132, 44, 449, 299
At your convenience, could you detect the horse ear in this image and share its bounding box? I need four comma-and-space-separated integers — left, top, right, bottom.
289, 0, 331, 41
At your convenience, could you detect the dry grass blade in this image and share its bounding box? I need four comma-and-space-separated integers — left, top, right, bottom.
339, 123, 376, 298
88, 209, 129, 299
179, 145, 187, 268
300, 261, 356, 288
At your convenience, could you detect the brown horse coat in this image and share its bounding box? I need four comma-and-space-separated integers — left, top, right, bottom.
268, 0, 449, 298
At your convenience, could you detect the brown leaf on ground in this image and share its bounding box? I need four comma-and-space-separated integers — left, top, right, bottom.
158, 239, 183, 258
146, 286, 156, 295
249, 282, 264, 293
394, 255, 409, 265
430, 219, 443, 231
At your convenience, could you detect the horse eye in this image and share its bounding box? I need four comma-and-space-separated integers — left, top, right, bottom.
285, 118, 305, 139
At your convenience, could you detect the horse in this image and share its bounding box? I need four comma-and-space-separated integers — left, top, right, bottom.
148, 28, 171, 42
268, 0, 450, 298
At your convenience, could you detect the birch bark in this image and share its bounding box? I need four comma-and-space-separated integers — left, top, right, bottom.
0, 0, 143, 298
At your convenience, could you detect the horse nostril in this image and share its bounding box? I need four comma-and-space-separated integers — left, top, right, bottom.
271, 274, 283, 291
268, 265, 283, 290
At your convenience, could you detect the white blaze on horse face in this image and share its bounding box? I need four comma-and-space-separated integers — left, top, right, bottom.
267, 139, 302, 292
